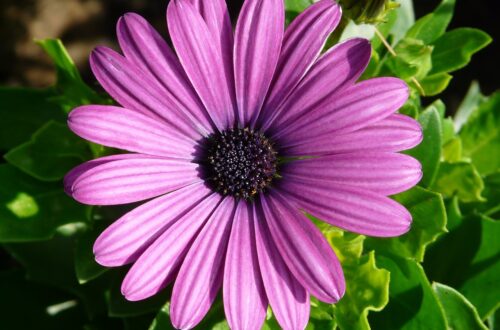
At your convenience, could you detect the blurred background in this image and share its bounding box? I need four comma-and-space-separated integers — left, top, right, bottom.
0, 0, 497, 113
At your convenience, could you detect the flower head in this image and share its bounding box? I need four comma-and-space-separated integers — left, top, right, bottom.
65, 0, 422, 328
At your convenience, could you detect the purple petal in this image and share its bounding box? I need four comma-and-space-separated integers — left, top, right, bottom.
68, 105, 196, 159
120, 192, 222, 301
170, 198, 235, 329
71, 157, 201, 205
260, 193, 345, 303
282, 152, 422, 196
279, 181, 412, 237
234, 0, 284, 126
261, 38, 371, 132
260, 0, 341, 121
281, 114, 423, 156
117, 13, 215, 134
93, 182, 212, 267
254, 204, 310, 330
64, 154, 140, 195
90, 46, 201, 139
167, 0, 235, 130
188, 0, 234, 102
275, 77, 409, 141
224, 202, 267, 330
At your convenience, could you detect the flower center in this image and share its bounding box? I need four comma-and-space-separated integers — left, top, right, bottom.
202, 128, 278, 200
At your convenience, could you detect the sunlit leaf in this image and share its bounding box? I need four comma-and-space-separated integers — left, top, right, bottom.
431, 161, 485, 202
406, 0, 455, 44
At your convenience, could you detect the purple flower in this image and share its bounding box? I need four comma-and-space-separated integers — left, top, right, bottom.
65, 0, 422, 328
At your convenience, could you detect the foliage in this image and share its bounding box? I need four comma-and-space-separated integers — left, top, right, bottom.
0, 1, 497, 329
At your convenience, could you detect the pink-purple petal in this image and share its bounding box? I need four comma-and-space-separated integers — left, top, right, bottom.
260, 193, 345, 303
170, 198, 235, 329
64, 154, 141, 195
281, 114, 423, 156
71, 157, 201, 205
261, 38, 371, 132
90, 46, 201, 138
68, 105, 196, 159
93, 182, 212, 267
254, 204, 310, 330
279, 181, 412, 237
261, 0, 341, 120
276, 77, 409, 141
224, 201, 267, 330
120, 192, 222, 301
117, 13, 215, 134
167, 0, 235, 130
234, 0, 284, 126
282, 152, 422, 196
189, 0, 234, 104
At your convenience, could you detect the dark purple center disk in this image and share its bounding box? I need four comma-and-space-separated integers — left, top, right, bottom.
203, 128, 278, 200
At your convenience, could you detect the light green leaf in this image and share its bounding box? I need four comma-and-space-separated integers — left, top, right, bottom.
323, 229, 389, 329
430, 28, 492, 74
386, 38, 433, 80
4, 121, 90, 181
0, 164, 88, 242
365, 186, 447, 262
460, 92, 500, 175
0, 87, 65, 150
433, 283, 488, 330
425, 214, 500, 319
431, 161, 485, 202
406, 0, 455, 44
369, 256, 448, 329
37, 39, 106, 111
420, 72, 452, 96
333, 252, 390, 330
407, 106, 442, 187
455, 81, 486, 131
442, 137, 463, 162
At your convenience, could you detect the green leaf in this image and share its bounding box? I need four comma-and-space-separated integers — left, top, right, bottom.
431, 161, 485, 202
424, 214, 500, 319
433, 283, 488, 330
37, 39, 106, 111
385, 38, 433, 80
365, 186, 447, 262
406, 0, 455, 44
455, 81, 486, 132
0, 87, 65, 150
442, 137, 463, 162
4, 121, 90, 181
333, 251, 390, 330
369, 256, 448, 329
430, 28, 492, 74
0, 164, 88, 242
74, 222, 108, 284
407, 106, 442, 187
420, 72, 452, 96
460, 92, 500, 175
322, 229, 390, 329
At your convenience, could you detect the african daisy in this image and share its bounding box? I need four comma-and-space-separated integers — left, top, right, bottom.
65, 0, 422, 329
